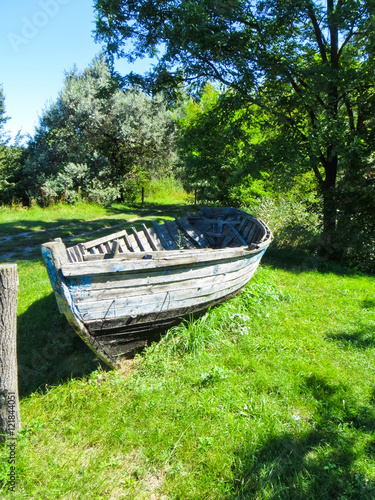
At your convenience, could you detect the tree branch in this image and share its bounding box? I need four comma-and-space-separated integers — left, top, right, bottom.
344, 97, 355, 132
307, 2, 328, 63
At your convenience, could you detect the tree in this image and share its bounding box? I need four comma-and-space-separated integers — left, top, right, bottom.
0, 86, 8, 139
179, 83, 268, 204
95, 0, 375, 253
0, 87, 26, 205
23, 55, 179, 205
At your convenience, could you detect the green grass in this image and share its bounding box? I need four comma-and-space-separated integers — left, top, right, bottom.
1, 200, 375, 499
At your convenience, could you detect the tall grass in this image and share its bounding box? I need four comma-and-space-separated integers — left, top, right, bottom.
144, 177, 192, 205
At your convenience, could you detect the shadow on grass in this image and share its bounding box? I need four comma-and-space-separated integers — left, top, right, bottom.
229, 375, 375, 499
326, 328, 375, 350
363, 299, 375, 310
0, 204, 195, 262
263, 246, 359, 276
17, 293, 106, 398
0, 203, 192, 237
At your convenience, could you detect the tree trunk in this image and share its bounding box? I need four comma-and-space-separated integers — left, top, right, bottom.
321, 155, 338, 257
0, 264, 20, 442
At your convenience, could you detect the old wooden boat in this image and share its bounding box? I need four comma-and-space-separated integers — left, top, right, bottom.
42, 207, 272, 367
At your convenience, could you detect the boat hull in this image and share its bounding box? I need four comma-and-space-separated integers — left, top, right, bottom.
41, 208, 272, 367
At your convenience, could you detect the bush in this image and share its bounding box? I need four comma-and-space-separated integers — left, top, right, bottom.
336, 168, 375, 273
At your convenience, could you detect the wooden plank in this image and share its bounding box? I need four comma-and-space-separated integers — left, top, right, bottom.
111, 240, 121, 256
166, 220, 196, 249
86, 288, 246, 333
117, 237, 127, 253
146, 226, 164, 251
127, 233, 138, 252
75, 273, 254, 322
131, 227, 145, 252
83, 228, 131, 250
67, 248, 77, 263
220, 226, 236, 248
136, 230, 153, 252
229, 225, 247, 246
76, 274, 252, 318
71, 260, 259, 304
68, 245, 83, 262
252, 226, 263, 243
246, 223, 259, 243
176, 217, 210, 248
152, 220, 169, 250
142, 224, 158, 251
70, 254, 256, 295
243, 221, 255, 241
237, 218, 248, 237
152, 221, 179, 250
164, 220, 182, 249
104, 242, 112, 253
122, 231, 134, 252
62, 246, 261, 276
78, 244, 88, 257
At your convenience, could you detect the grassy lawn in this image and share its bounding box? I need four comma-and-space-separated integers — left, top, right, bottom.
1, 199, 375, 499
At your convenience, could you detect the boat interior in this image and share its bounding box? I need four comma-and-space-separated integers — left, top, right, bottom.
65, 208, 271, 263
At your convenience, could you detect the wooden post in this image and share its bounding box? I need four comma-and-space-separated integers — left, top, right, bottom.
141, 187, 145, 204
0, 264, 20, 442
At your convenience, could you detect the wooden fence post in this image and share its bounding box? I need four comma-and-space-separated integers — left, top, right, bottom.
0, 264, 20, 442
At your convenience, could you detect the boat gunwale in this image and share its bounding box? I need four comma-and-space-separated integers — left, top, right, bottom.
58, 243, 269, 277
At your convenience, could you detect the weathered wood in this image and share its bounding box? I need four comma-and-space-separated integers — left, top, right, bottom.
131, 227, 145, 252
111, 240, 121, 256
142, 224, 158, 251
0, 264, 20, 441
146, 226, 164, 251
229, 225, 248, 246
154, 221, 180, 250
244, 222, 259, 243
61, 247, 262, 276
71, 260, 258, 306
41, 245, 117, 367
75, 272, 256, 322
42, 207, 272, 367
83, 228, 133, 250
176, 217, 210, 248
164, 220, 185, 249
220, 225, 238, 248
152, 221, 171, 250
85, 274, 256, 335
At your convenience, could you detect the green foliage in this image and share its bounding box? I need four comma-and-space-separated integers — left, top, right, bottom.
95, 0, 375, 253
0, 88, 27, 204
336, 162, 375, 273
179, 85, 265, 204
22, 55, 179, 205
0, 86, 8, 138
0, 138, 26, 205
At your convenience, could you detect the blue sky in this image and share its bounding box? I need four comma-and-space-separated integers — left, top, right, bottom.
0, 0, 154, 141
